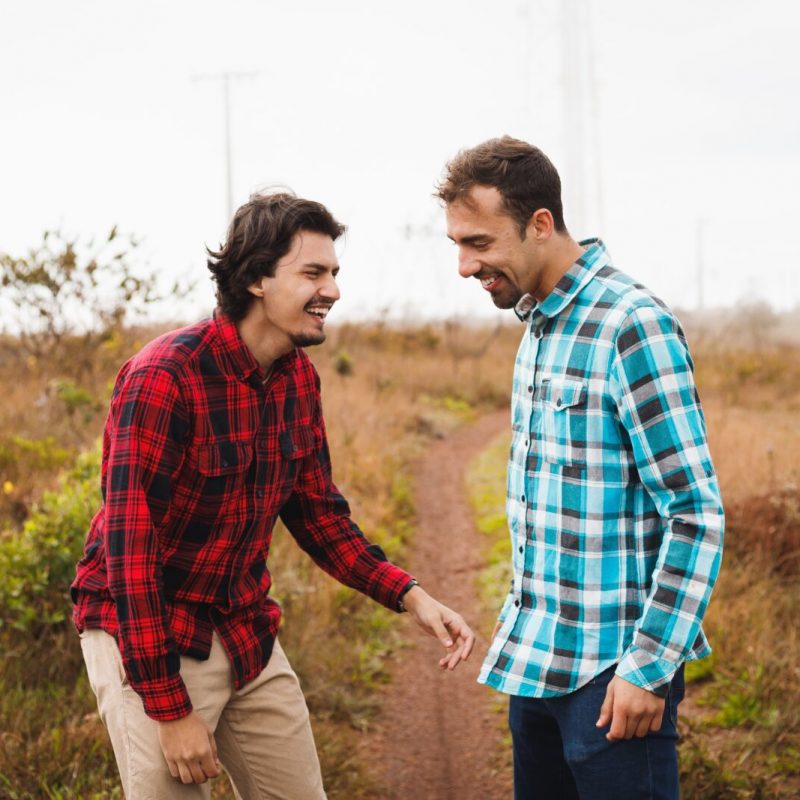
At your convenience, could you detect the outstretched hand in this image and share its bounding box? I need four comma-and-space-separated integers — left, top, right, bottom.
401, 585, 475, 670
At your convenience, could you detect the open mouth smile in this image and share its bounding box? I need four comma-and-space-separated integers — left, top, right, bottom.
305, 304, 332, 324
479, 274, 502, 292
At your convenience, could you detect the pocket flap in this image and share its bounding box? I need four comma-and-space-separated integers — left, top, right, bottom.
196, 441, 253, 476
542, 379, 587, 409
279, 426, 318, 460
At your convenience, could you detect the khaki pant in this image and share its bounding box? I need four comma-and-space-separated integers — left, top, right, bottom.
80, 629, 326, 800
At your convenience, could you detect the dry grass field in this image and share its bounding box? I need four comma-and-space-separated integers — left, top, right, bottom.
0, 313, 798, 798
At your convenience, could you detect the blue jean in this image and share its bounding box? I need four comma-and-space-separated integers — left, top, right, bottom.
508, 665, 685, 800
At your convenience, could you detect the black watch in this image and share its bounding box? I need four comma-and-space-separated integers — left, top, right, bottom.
397, 579, 419, 612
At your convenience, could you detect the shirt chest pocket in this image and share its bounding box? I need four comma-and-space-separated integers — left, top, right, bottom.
536, 378, 588, 466
177, 440, 255, 524
277, 425, 321, 488
195, 441, 254, 491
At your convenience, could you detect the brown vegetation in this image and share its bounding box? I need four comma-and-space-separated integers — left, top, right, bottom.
1, 304, 798, 797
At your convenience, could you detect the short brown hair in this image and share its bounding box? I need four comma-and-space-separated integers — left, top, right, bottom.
207, 192, 345, 321
436, 136, 567, 236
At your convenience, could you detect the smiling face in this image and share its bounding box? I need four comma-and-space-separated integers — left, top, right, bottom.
245, 230, 340, 358
446, 185, 547, 309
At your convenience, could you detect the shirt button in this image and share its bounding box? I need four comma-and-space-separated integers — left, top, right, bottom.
256, 490, 265, 498
524, 439, 528, 447
521, 494, 526, 502
527, 385, 533, 393
518, 545, 523, 553
514, 599, 520, 607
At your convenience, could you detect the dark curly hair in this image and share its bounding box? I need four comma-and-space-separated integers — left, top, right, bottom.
207, 192, 346, 321
435, 136, 567, 237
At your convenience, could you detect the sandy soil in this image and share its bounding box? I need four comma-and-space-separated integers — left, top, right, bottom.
369, 411, 512, 800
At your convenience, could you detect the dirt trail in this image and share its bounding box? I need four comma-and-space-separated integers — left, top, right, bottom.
371, 410, 512, 800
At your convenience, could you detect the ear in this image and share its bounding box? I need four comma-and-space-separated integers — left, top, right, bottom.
526, 208, 555, 241
247, 277, 266, 298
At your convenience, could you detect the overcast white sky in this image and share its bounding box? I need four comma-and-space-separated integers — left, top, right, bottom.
2, 0, 798, 323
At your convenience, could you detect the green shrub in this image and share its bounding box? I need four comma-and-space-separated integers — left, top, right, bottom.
0, 447, 100, 633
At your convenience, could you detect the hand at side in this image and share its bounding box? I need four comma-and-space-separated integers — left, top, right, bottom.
158, 711, 221, 784
596, 675, 666, 741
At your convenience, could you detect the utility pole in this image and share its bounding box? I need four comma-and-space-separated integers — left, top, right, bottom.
193, 71, 258, 221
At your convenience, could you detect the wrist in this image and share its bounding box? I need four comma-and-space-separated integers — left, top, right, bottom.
397, 579, 420, 613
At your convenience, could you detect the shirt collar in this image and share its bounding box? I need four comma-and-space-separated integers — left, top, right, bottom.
211, 309, 298, 385
514, 238, 610, 323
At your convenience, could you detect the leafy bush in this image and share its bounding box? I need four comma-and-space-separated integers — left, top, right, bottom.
0, 228, 192, 372
0, 447, 100, 633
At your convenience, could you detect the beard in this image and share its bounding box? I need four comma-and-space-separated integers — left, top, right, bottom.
492, 292, 522, 310
290, 330, 327, 348
490, 283, 524, 309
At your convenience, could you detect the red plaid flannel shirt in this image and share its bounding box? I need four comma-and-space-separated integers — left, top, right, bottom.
72, 311, 413, 720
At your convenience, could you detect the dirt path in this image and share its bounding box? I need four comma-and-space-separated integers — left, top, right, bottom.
370, 410, 512, 800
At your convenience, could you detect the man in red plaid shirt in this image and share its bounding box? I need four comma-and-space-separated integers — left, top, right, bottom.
71, 192, 474, 798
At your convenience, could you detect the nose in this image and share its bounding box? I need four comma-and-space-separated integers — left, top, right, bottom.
458, 249, 480, 279
321, 274, 341, 302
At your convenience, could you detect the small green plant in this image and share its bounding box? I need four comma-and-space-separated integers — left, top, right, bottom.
685, 653, 716, 684
0, 446, 100, 633
333, 350, 354, 377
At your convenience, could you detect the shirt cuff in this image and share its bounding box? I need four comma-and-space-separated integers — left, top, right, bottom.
365, 560, 416, 613
615, 645, 680, 696
133, 673, 194, 721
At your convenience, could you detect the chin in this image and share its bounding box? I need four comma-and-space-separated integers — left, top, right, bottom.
492, 292, 523, 310
290, 330, 327, 348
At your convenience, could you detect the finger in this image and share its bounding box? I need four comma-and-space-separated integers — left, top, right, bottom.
166, 758, 180, 780
607, 703, 627, 742
455, 626, 475, 660
430, 615, 454, 649
445, 645, 465, 671
596, 684, 614, 728
177, 761, 194, 784
635, 715, 652, 738
491, 620, 502, 639
624, 715, 639, 740
448, 633, 472, 666
208, 730, 221, 767
650, 711, 664, 733
200, 751, 220, 779
189, 759, 207, 784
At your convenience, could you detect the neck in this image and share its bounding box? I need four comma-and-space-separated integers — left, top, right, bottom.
530, 235, 585, 302
236, 311, 293, 373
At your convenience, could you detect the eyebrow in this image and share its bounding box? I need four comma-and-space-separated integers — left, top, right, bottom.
446, 233, 492, 244
303, 261, 340, 273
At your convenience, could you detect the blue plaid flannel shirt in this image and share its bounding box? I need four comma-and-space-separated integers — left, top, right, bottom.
478, 239, 724, 697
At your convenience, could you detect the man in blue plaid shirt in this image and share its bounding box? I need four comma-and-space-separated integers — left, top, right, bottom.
438, 137, 723, 799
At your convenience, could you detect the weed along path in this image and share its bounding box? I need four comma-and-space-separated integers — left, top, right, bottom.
371, 410, 512, 800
